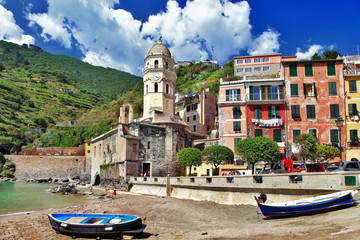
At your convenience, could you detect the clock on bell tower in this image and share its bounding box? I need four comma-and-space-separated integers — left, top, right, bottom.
142, 38, 177, 122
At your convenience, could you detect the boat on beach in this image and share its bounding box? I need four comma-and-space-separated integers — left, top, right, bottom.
255, 189, 358, 219
48, 213, 146, 238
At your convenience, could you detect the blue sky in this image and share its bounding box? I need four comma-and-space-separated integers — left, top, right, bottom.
1, 0, 359, 76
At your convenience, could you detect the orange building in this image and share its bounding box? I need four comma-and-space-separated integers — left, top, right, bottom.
283, 59, 346, 161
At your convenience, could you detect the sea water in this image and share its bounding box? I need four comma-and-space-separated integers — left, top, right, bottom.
0, 182, 94, 215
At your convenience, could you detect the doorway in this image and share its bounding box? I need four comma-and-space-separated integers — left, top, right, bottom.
142, 162, 151, 176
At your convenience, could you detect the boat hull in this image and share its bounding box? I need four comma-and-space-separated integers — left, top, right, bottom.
258, 191, 357, 219
48, 213, 145, 237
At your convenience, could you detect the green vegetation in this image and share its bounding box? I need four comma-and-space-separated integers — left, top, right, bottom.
235, 137, 280, 174
0, 40, 141, 152
316, 144, 340, 162
294, 134, 318, 170
177, 147, 202, 176
201, 145, 234, 170
0, 157, 15, 178
311, 50, 342, 60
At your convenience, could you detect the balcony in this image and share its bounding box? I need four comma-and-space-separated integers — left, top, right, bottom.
218, 94, 246, 104
251, 118, 284, 127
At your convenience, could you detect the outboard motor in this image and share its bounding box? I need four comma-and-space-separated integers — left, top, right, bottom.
258, 193, 267, 203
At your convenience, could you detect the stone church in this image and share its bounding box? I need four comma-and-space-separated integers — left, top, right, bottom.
90, 38, 203, 185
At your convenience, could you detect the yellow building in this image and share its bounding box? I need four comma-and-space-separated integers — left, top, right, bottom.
85, 138, 92, 157
186, 162, 214, 176
344, 55, 360, 161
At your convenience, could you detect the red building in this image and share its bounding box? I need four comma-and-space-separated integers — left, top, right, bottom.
283, 59, 346, 160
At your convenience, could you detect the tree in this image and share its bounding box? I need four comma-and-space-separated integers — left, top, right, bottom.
323, 50, 341, 59
178, 148, 202, 176
201, 145, 234, 172
235, 137, 280, 174
311, 53, 322, 60
294, 134, 318, 170
316, 144, 340, 162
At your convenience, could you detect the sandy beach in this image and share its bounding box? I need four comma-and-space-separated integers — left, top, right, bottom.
0, 186, 359, 240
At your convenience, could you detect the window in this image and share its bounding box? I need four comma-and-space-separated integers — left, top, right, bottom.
245, 59, 251, 63
350, 129, 358, 142
290, 84, 299, 96
233, 121, 241, 131
349, 80, 357, 92
328, 82, 337, 95
268, 106, 280, 119
327, 63, 336, 76
87, 143, 90, 146
166, 84, 169, 94
193, 115, 196, 121
253, 87, 261, 100
132, 143, 137, 151
305, 64, 313, 76
263, 66, 269, 71
234, 138, 242, 148
226, 89, 241, 101
289, 64, 297, 77
193, 125, 196, 132
304, 83, 317, 97
254, 67, 261, 72
154, 60, 159, 67
154, 83, 158, 92
307, 105, 316, 119
270, 86, 278, 100
254, 58, 260, 63
348, 103, 357, 115
192, 104, 198, 110
255, 129, 263, 137
237, 68, 243, 73
245, 68, 252, 72
87, 150, 90, 154
254, 106, 262, 119
273, 129, 282, 142
94, 146, 96, 157
263, 57, 269, 62
232, 106, 241, 118
330, 129, 339, 143
186, 116, 190, 122
309, 129, 317, 138
291, 105, 300, 119
330, 104, 339, 118
293, 129, 301, 141
236, 59, 243, 64
146, 85, 148, 94
186, 105, 191, 112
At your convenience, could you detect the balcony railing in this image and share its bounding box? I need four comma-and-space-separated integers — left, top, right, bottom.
218, 94, 284, 103
218, 94, 246, 102
142, 64, 174, 73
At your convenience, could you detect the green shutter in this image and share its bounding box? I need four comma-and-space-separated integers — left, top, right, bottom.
290, 84, 298, 96
268, 106, 272, 119
328, 82, 337, 95
267, 85, 271, 100
303, 83, 306, 96
331, 129, 339, 142
327, 63, 336, 76
273, 129, 282, 142
249, 86, 254, 100
305, 64, 313, 76
276, 106, 280, 118
233, 121, 241, 131
289, 64, 297, 77
234, 138, 242, 148
350, 130, 358, 141
279, 85, 284, 99
236, 89, 241, 101
255, 129, 263, 137
349, 104, 357, 115
261, 86, 266, 100
293, 130, 301, 141
313, 83, 317, 96
254, 106, 262, 119
226, 90, 230, 101
233, 106, 240, 118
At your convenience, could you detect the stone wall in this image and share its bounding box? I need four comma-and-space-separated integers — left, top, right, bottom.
19, 145, 85, 156
5, 155, 89, 180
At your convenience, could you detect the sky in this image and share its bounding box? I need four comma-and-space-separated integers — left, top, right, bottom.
1, 0, 360, 76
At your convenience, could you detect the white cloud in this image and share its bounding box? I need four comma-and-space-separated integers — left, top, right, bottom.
0, 4, 34, 45
247, 28, 280, 56
296, 44, 323, 60
26, 0, 281, 75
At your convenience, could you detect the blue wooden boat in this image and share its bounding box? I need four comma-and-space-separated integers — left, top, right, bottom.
48, 213, 146, 238
255, 190, 358, 219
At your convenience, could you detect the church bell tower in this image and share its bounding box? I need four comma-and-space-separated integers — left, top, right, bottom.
142, 37, 177, 122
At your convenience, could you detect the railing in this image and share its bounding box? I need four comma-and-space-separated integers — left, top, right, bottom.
218, 94, 285, 103
142, 65, 174, 73
218, 94, 246, 102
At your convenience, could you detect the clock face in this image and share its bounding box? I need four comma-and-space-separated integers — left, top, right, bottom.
152, 73, 160, 80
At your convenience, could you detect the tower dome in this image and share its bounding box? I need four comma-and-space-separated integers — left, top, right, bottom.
146, 37, 171, 58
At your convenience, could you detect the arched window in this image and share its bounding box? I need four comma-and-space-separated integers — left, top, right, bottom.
154, 60, 159, 68
146, 84, 148, 94
154, 83, 158, 92
165, 61, 169, 69
166, 84, 169, 94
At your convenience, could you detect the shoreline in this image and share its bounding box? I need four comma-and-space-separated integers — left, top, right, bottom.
0, 186, 359, 239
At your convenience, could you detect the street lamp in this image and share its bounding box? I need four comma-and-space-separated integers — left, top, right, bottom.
335, 116, 344, 167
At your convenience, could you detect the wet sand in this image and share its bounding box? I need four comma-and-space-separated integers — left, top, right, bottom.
0, 186, 359, 240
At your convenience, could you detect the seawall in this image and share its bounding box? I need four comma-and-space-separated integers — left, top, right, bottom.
129, 172, 360, 205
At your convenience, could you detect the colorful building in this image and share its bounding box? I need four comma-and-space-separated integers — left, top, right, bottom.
344, 55, 360, 161
175, 88, 217, 135
283, 59, 346, 161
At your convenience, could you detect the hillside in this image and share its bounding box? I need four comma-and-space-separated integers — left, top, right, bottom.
0, 40, 141, 153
